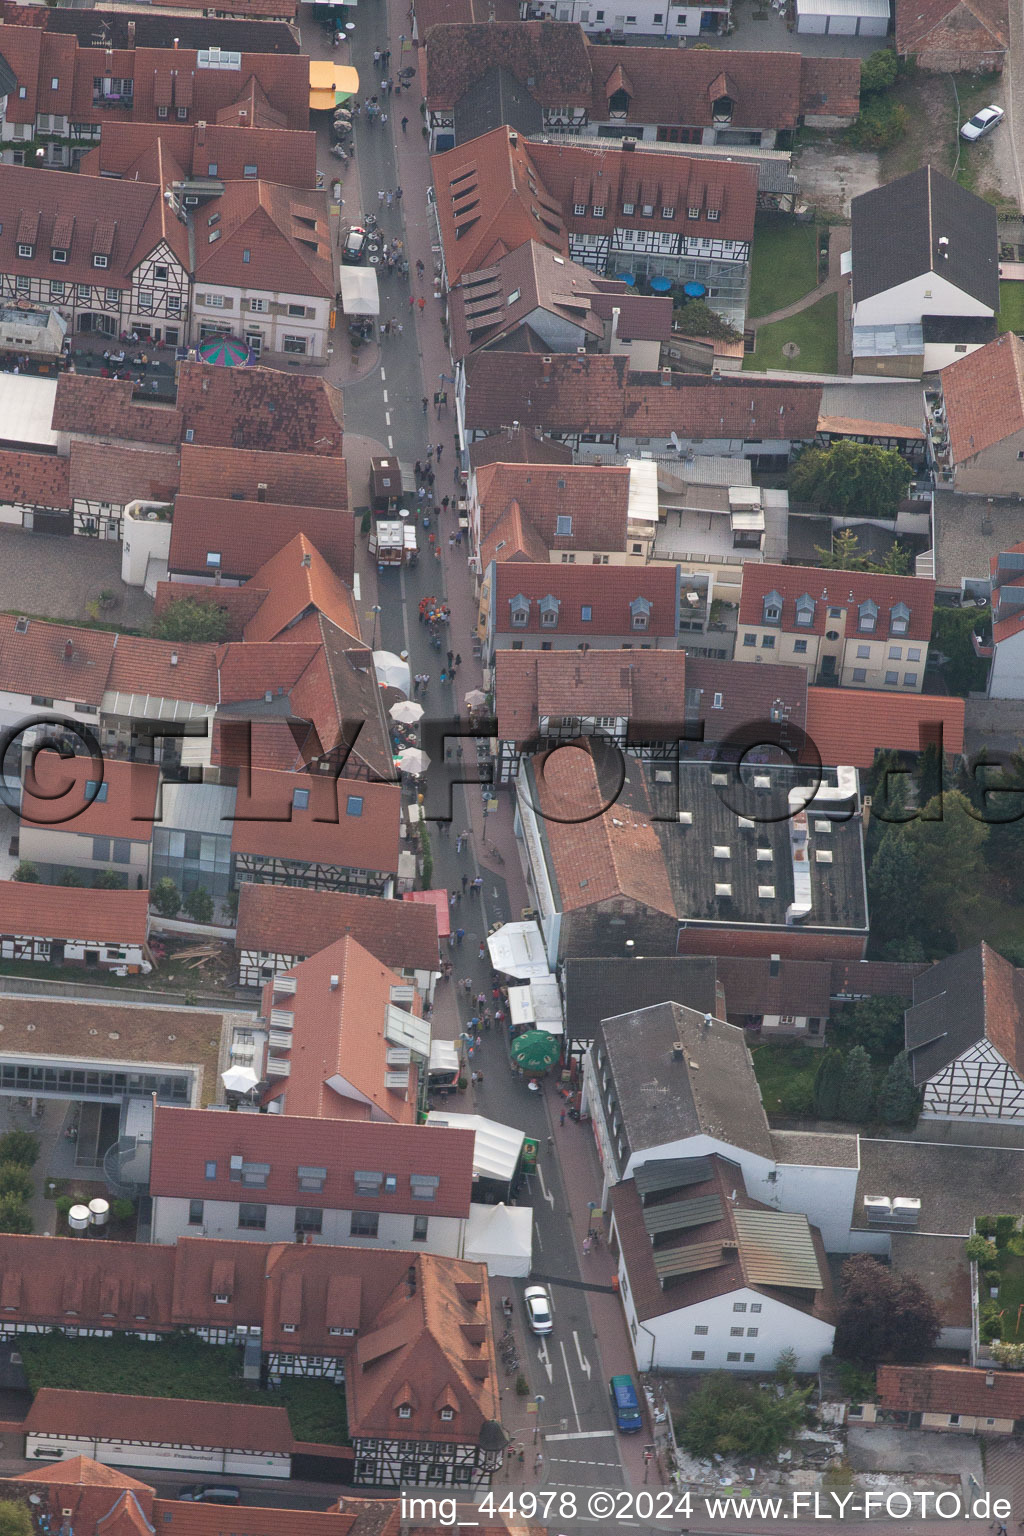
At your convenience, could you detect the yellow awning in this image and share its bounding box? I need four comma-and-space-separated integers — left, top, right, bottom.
309, 61, 359, 110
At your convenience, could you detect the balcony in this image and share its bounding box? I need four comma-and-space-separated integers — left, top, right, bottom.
265, 1056, 290, 1077
269, 1008, 294, 1030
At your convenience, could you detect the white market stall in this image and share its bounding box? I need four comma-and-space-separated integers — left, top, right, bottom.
795, 0, 889, 33
463, 1201, 533, 1278
507, 974, 563, 1035
338, 264, 380, 317
487, 920, 549, 980
425, 1109, 525, 1198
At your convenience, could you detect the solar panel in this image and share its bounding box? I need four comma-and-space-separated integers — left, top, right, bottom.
653, 1241, 729, 1280
733, 1209, 823, 1289
634, 1158, 712, 1198
642, 1196, 724, 1236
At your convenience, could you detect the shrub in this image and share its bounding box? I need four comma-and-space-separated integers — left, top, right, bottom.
515, 1373, 529, 1396
850, 99, 908, 150
151, 596, 229, 644
183, 886, 214, 925
58, 868, 84, 887
860, 49, 898, 93
0, 1131, 39, 1169
981, 1316, 1004, 1344
55, 1195, 75, 1222
151, 878, 181, 918
95, 869, 127, 890
996, 1215, 1016, 1249
966, 1234, 999, 1265
0, 1165, 33, 1203
0, 1196, 32, 1234
111, 1198, 135, 1222
0, 1500, 33, 1536
977, 1216, 997, 1237
990, 1340, 1024, 1369
11, 862, 39, 883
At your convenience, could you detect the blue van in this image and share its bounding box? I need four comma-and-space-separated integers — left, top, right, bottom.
609, 1374, 643, 1433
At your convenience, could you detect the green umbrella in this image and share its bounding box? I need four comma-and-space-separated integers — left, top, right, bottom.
510, 1030, 560, 1074
198, 336, 253, 367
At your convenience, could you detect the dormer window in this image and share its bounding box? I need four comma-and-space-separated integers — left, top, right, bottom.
890, 602, 910, 635
93, 255, 108, 269
762, 589, 782, 626
539, 595, 560, 628
608, 87, 630, 116
622, 201, 635, 215
794, 594, 815, 627
712, 94, 733, 123
641, 203, 654, 217
574, 203, 587, 217
858, 599, 878, 633
398, 1406, 412, 1419
440, 1407, 454, 1421
17, 244, 33, 259
688, 206, 701, 219
661, 205, 674, 219
52, 248, 67, 264
707, 209, 720, 221
510, 595, 529, 628
592, 204, 605, 218
630, 596, 651, 631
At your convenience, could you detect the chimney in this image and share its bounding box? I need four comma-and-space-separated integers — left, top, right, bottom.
127, 18, 135, 44
622, 136, 637, 151
201, 376, 208, 392
329, 975, 339, 990
301, 552, 312, 568
63, 640, 73, 662
509, 130, 518, 147
671, 1042, 684, 1061
170, 652, 179, 667
256, 482, 267, 502
769, 953, 780, 978
239, 108, 248, 121
660, 367, 672, 386
610, 305, 620, 345
986, 1372, 995, 1388
938, 235, 949, 259
197, 119, 206, 146
542, 355, 552, 379
173, 35, 179, 47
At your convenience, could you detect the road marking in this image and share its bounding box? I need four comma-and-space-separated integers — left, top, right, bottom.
385, 411, 391, 426
573, 1330, 591, 1380
537, 1339, 553, 1382
387, 436, 394, 450
536, 1164, 555, 1209
380, 369, 386, 381
382, 389, 388, 403
558, 1338, 582, 1431
545, 1431, 616, 1442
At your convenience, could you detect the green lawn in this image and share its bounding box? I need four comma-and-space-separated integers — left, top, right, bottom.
19, 1332, 349, 1445
750, 1042, 821, 1119
747, 217, 819, 320
995, 1252, 1024, 1341
744, 292, 838, 374
998, 280, 1024, 335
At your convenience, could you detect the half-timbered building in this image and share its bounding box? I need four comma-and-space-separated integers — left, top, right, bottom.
0, 882, 150, 970
231, 772, 401, 897
906, 942, 1024, 1123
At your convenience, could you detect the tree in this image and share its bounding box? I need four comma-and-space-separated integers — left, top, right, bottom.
11, 861, 38, 883
930, 605, 990, 697
0, 1131, 39, 1169
813, 1050, 845, 1118
95, 869, 127, 890
0, 1164, 32, 1203
789, 441, 912, 520
183, 886, 214, 925
838, 996, 907, 1060
58, 868, 84, 886
867, 828, 920, 944
877, 1052, 920, 1125
677, 1372, 811, 1459
671, 299, 743, 341
151, 877, 181, 918
0, 1196, 32, 1235
903, 789, 989, 926
814, 527, 863, 569
834, 1255, 940, 1364
860, 48, 898, 93
151, 597, 229, 644
840, 1044, 875, 1122
851, 98, 908, 151
0, 1501, 33, 1536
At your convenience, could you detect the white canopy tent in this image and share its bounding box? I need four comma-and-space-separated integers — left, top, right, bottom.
463, 1201, 533, 1278
425, 1110, 524, 1187
487, 920, 549, 979
508, 974, 563, 1035
338, 265, 380, 316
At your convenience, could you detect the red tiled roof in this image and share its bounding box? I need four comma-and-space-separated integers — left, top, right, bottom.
0, 614, 117, 706
798, 56, 861, 118
168, 496, 353, 583
68, 442, 179, 506
942, 332, 1024, 464
463, 351, 821, 439
20, 754, 159, 840
534, 746, 676, 915
716, 954, 832, 1017
495, 649, 688, 744
491, 561, 677, 637
448, 241, 607, 360
0, 882, 149, 943
685, 656, 808, 746
469, 426, 573, 468
176, 363, 344, 456
179, 444, 349, 505
480, 498, 550, 567
896, 0, 1007, 55
153, 581, 267, 640
106, 634, 220, 704
877, 1363, 1024, 1418
415, 0, 518, 29
216, 639, 320, 703
0, 449, 70, 510
589, 42, 808, 129
263, 935, 419, 1122
738, 563, 935, 643
805, 688, 964, 768
66, 43, 310, 131
236, 884, 440, 972
191, 181, 335, 299
81, 121, 318, 189
476, 463, 630, 556
589, 287, 672, 342
53, 374, 183, 447
425, 21, 591, 108
150, 1105, 473, 1216
0, 162, 189, 293
25, 1389, 294, 1455
231, 769, 401, 875
241, 534, 360, 643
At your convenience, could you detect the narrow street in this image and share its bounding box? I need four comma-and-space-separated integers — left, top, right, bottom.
297, 0, 653, 1490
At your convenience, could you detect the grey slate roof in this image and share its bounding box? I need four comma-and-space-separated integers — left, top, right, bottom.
454, 66, 544, 146
853, 1137, 1024, 1237
819, 380, 927, 431
851, 165, 999, 312
564, 957, 719, 1045
0, 51, 16, 99
904, 944, 985, 1084
595, 1000, 773, 1167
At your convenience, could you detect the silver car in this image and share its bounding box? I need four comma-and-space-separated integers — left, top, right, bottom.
961, 105, 1004, 142
524, 1284, 553, 1335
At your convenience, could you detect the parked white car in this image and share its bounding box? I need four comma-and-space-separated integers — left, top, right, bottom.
961, 105, 1004, 142
524, 1284, 553, 1335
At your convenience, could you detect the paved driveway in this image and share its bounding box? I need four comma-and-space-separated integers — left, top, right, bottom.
0, 526, 153, 630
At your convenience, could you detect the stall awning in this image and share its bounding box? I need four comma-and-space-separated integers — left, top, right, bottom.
425, 1111, 525, 1184
338, 264, 380, 316
428, 1039, 460, 1076
509, 975, 563, 1034
487, 920, 549, 979
309, 60, 359, 110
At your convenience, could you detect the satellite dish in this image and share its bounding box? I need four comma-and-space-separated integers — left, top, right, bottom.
669, 431, 682, 453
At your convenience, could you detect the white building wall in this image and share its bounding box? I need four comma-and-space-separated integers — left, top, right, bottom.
746, 1161, 861, 1252
150, 1194, 464, 1256
854, 271, 993, 329
529, 0, 723, 36
618, 1278, 834, 1373
988, 631, 1024, 699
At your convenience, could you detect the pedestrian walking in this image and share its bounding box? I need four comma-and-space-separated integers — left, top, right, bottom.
386, 190, 394, 208
396, 322, 403, 336
416, 259, 425, 277
472, 875, 483, 892
463, 976, 473, 994
560, 1109, 566, 1126
456, 928, 466, 947
372, 47, 381, 65
401, 115, 409, 132
447, 931, 456, 950
477, 993, 487, 1009
426, 444, 434, 460
422, 397, 429, 414
395, 186, 403, 201
471, 1070, 478, 1086
409, 295, 416, 310
534, 1454, 543, 1473
426, 469, 435, 488
461, 874, 468, 892
378, 188, 386, 205
381, 112, 388, 124
478, 943, 486, 961
440, 670, 448, 685
447, 650, 455, 666
455, 530, 462, 546
414, 460, 422, 477
448, 532, 455, 550
382, 47, 391, 67
477, 1070, 484, 1084
418, 296, 426, 312
436, 442, 444, 461
449, 892, 457, 909
442, 495, 450, 511
455, 653, 462, 666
